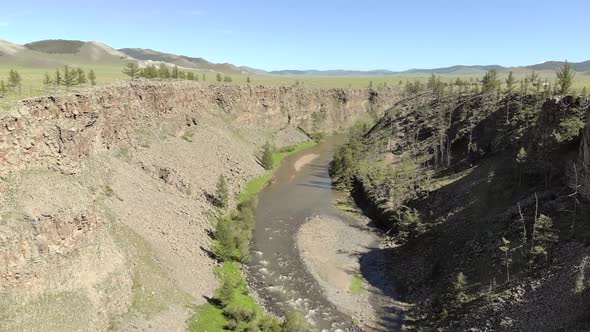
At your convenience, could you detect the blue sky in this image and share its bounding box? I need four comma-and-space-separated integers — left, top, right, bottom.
0, 0, 588, 71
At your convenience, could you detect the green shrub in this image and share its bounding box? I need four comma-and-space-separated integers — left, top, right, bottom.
282, 311, 308, 332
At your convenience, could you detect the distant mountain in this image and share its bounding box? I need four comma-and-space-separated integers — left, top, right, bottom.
267, 61, 590, 77
239, 66, 268, 75
1, 38, 589, 77
403, 65, 505, 75
269, 69, 397, 76
118, 48, 251, 75
526, 60, 590, 72
0, 39, 133, 67
0, 39, 255, 75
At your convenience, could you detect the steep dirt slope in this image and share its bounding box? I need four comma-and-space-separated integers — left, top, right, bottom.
0, 82, 399, 331
333, 91, 590, 331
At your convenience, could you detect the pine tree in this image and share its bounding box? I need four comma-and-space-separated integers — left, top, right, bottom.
481, 69, 499, 93
215, 175, 230, 209
531, 214, 557, 261
505, 71, 515, 94
55, 68, 62, 86
172, 65, 179, 79
122, 63, 141, 80
556, 60, 575, 95
63, 66, 78, 88
246, 76, 251, 84
42, 72, 53, 87
158, 64, 170, 79
76, 68, 87, 84
261, 142, 274, 170
202, 73, 206, 81
8, 69, 22, 94
216, 73, 222, 82
88, 69, 97, 86
453, 272, 469, 305
186, 72, 195, 80
0, 80, 7, 95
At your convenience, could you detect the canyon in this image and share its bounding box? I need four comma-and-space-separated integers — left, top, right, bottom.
0, 82, 398, 331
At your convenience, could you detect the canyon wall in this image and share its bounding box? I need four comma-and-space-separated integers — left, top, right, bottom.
0, 82, 395, 176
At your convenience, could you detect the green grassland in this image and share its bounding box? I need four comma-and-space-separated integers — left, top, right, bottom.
1, 63, 589, 112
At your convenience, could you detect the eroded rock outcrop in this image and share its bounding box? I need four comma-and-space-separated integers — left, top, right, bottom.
0, 82, 396, 176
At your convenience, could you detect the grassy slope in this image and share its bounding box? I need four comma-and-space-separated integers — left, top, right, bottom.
239, 141, 317, 202
189, 140, 317, 331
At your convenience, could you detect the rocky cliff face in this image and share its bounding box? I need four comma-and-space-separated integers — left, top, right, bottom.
0, 82, 395, 176
0, 82, 399, 331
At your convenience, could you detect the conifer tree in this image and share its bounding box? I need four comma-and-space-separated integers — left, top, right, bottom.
215, 175, 230, 209
88, 69, 97, 86
172, 65, 179, 79
505, 71, 515, 94
42, 72, 53, 87
481, 69, 500, 93
76, 68, 87, 84
261, 142, 274, 170
55, 68, 62, 86
556, 60, 575, 95
453, 272, 469, 305
7, 69, 22, 94
122, 63, 141, 80
216, 73, 223, 82
63, 66, 77, 88
0, 80, 7, 95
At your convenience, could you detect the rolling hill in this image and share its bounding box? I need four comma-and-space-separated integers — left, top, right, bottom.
118, 48, 251, 75
1, 39, 589, 78
0, 39, 133, 67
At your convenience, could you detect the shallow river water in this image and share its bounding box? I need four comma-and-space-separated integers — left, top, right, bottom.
247, 136, 359, 331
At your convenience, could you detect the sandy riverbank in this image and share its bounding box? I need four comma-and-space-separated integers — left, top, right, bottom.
293, 152, 320, 172
296, 213, 402, 330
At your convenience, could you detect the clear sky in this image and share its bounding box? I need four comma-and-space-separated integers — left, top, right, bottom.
0, 0, 588, 71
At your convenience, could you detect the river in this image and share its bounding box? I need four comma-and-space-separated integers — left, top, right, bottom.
248, 135, 392, 331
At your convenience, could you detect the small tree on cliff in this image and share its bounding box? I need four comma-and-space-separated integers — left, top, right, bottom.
42, 72, 53, 88
556, 60, 575, 95
88, 69, 97, 86
499, 237, 513, 282
63, 66, 78, 88
505, 71, 515, 94
76, 68, 87, 84
481, 69, 500, 93
55, 68, 62, 86
7, 69, 22, 94
215, 175, 230, 209
122, 63, 141, 80
261, 142, 274, 170
0, 80, 7, 96
453, 272, 469, 306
